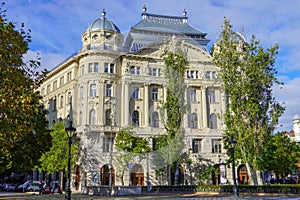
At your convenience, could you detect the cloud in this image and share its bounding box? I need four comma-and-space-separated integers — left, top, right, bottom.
5, 0, 300, 132
274, 77, 300, 132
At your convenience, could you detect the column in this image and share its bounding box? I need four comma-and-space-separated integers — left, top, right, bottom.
121, 81, 125, 126
99, 80, 105, 125
163, 85, 167, 102
144, 84, 149, 126
202, 87, 207, 128
124, 82, 130, 125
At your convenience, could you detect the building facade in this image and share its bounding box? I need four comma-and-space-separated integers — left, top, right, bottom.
38, 7, 239, 190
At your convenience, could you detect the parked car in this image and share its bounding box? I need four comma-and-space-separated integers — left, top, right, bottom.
5, 183, 17, 191
27, 181, 44, 192
17, 180, 32, 192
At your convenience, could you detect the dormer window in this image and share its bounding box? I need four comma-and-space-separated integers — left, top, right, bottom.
92, 34, 98, 40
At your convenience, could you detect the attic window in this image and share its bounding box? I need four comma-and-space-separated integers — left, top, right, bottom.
92, 35, 98, 40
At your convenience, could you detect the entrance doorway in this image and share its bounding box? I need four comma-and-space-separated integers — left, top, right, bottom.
238, 164, 248, 184
130, 164, 144, 186
100, 165, 115, 186
212, 164, 220, 185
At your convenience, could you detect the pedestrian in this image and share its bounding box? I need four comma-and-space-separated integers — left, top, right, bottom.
39, 180, 43, 195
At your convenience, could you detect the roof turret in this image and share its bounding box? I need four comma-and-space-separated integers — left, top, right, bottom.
87, 9, 120, 33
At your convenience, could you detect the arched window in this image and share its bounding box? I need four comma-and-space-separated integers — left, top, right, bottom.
132, 111, 139, 127
151, 112, 159, 128
190, 113, 198, 128
80, 86, 84, 99
209, 113, 217, 129
60, 95, 64, 107
89, 109, 96, 125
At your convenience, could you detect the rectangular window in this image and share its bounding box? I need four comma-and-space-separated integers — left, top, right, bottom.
152, 68, 157, 76
212, 139, 222, 153
212, 71, 216, 79
205, 71, 211, 79
130, 66, 135, 74
132, 87, 139, 99
136, 67, 140, 75
190, 89, 197, 102
53, 81, 57, 90
192, 139, 202, 153
106, 84, 112, 97
104, 63, 109, 73
103, 137, 114, 152
88, 63, 93, 73
191, 71, 195, 79
208, 90, 216, 102
103, 138, 110, 152
80, 65, 84, 75
47, 84, 51, 93
152, 88, 158, 100
94, 63, 99, 72
60, 76, 64, 86
110, 63, 114, 73
67, 72, 71, 81
90, 84, 96, 97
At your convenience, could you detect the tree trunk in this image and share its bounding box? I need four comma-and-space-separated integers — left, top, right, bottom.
245, 162, 259, 185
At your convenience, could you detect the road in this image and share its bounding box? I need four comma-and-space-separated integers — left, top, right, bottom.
0, 191, 299, 200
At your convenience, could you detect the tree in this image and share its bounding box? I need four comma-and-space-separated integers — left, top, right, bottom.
152, 43, 189, 185
114, 126, 150, 185
0, 2, 50, 173
212, 18, 285, 185
260, 132, 300, 179
39, 121, 78, 175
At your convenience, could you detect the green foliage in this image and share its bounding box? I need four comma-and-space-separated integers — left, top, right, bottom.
212, 18, 285, 183
260, 132, 300, 177
0, 2, 50, 173
115, 126, 151, 154
151, 49, 189, 185
114, 126, 150, 185
39, 122, 78, 175
162, 51, 188, 138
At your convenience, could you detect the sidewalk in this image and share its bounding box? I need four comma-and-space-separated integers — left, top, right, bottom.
1, 191, 300, 200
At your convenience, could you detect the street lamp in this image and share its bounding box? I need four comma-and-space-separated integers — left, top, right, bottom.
229, 139, 239, 198
65, 118, 76, 200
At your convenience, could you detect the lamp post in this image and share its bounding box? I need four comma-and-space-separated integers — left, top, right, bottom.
229, 139, 239, 198
65, 119, 76, 200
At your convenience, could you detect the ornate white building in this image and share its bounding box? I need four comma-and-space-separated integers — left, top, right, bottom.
38, 6, 241, 191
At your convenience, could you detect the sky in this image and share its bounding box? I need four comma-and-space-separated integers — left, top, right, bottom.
5, 0, 300, 132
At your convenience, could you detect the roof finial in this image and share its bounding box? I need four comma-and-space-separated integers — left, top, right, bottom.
143, 4, 147, 13
102, 8, 106, 18
182, 9, 187, 23
183, 9, 187, 17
